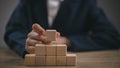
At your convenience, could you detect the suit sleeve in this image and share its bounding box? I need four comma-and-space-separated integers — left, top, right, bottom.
4, 0, 32, 57
67, 0, 120, 52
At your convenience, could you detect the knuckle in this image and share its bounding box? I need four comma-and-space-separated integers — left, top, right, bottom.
26, 38, 30, 44
27, 32, 31, 38
27, 31, 34, 37
25, 44, 27, 48
25, 45, 29, 52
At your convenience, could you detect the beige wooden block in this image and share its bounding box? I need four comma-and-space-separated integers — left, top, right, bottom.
57, 56, 66, 66
45, 30, 56, 41
35, 44, 46, 56
66, 54, 77, 66
57, 44, 67, 56
24, 54, 35, 66
46, 44, 56, 56
36, 56, 46, 66
46, 56, 56, 65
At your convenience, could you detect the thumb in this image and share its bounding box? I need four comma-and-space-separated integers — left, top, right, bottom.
56, 32, 61, 38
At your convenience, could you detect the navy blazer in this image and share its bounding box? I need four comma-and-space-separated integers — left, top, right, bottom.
4, 0, 120, 57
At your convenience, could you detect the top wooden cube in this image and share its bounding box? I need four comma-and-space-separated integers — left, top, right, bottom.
45, 30, 56, 41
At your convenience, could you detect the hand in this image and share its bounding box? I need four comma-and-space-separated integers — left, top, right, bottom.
25, 23, 70, 54
25, 23, 45, 53
25, 23, 60, 53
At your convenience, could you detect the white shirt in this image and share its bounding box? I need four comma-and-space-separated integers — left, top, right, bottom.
47, 0, 61, 27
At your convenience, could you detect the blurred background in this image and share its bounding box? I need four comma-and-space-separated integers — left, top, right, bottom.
0, 0, 120, 47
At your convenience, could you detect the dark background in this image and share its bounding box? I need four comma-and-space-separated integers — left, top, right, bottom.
0, 0, 120, 47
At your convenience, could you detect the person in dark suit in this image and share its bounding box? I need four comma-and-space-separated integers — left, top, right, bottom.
4, 0, 120, 58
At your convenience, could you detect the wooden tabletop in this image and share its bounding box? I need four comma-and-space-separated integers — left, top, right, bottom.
0, 47, 120, 68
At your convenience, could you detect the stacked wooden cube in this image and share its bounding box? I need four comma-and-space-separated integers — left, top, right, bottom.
24, 30, 77, 66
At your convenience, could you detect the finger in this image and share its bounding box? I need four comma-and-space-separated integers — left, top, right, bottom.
25, 45, 35, 54
39, 35, 52, 44
26, 38, 42, 46
28, 31, 42, 40
28, 32, 50, 44
28, 32, 48, 44
32, 23, 45, 34
56, 32, 60, 38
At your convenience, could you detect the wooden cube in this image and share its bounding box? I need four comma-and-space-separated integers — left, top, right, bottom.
46, 44, 56, 56
57, 56, 66, 66
35, 44, 46, 56
45, 30, 56, 41
24, 54, 35, 66
57, 44, 67, 56
66, 54, 77, 66
46, 56, 56, 65
36, 56, 46, 65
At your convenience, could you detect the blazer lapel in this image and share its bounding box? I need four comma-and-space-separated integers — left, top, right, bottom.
52, 0, 81, 34
52, 0, 71, 33
65, 0, 81, 31
32, 0, 49, 29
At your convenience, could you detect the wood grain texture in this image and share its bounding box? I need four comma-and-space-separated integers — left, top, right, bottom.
56, 44, 67, 56
1, 47, 120, 68
36, 56, 46, 65
46, 56, 56, 65
35, 44, 46, 56
46, 44, 56, 56
66, 54, 77, 66
57, 56, 66, 66
24, 54, 35, 66
45, 30, 56, 41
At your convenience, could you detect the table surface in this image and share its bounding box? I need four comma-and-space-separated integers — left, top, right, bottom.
0, 47, 120, 68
